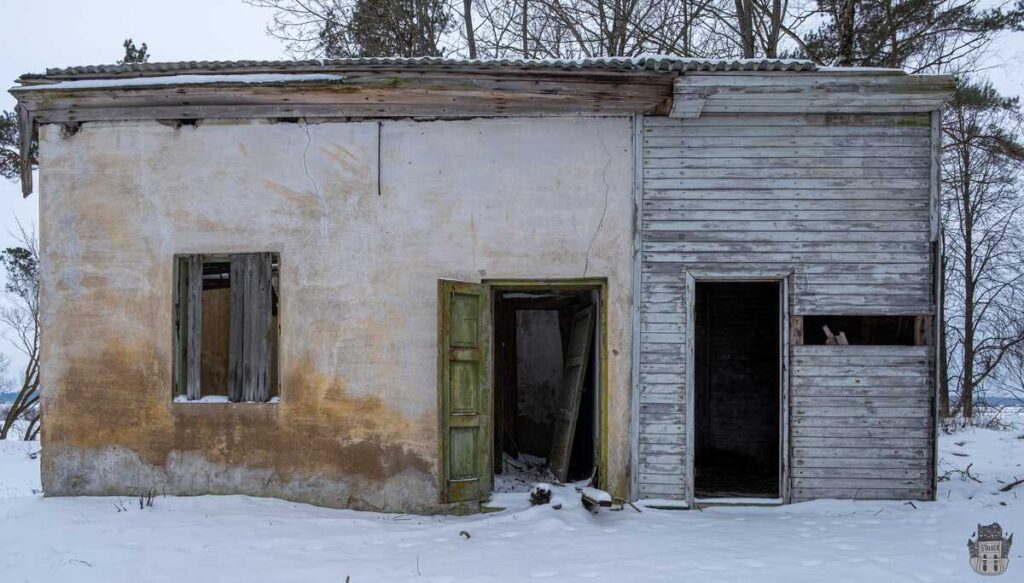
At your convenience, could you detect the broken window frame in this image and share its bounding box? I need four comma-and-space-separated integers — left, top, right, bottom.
791, 315, 931, 346
173, 252, 280, 403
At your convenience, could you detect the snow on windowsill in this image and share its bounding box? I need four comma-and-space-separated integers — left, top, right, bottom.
173, 396, 280, 404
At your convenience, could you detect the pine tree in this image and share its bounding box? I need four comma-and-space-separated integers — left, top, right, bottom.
2, 39, 151, 187
119, 38, 151, 64
803, 0, 1024, 72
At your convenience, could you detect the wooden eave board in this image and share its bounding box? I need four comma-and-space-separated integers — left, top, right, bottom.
13, 71, 675, 122
673, 73, 955, 116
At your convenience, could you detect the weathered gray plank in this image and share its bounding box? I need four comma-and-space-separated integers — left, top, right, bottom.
642, 220, 929, 233
638, 433, 687, 445
793, 345, 931, 357
793, 385, 931, 397
792, 436, 931, 448
185, 255, 203, 401
792, 397, 931, 409
794, 476, 924, 488
644, 146, 927, 159
643, 136, 931, 148
792, 426, 932, 438
794, 467, 929, 479
792, 416, 931, 428
793, 456, 929, 469
792, 488, 929, 500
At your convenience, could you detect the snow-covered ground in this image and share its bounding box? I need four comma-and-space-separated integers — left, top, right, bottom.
1, 420, 1022, 582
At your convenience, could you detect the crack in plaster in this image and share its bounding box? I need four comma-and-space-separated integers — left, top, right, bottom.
301, 121, 329, 237
584, 125, 612, 277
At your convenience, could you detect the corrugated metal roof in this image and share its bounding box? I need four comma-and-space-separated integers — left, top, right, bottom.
20, 55, 820, 82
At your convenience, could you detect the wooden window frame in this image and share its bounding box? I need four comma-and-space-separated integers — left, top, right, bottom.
172, 252, 280, 404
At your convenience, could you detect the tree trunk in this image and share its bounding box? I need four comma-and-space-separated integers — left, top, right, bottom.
521, 0, 529, 58
464, 0, 477, 59
960, 148, 975, 421
837, 0, 856, 66
765, 0, 782, 58
735, 0, 755, 58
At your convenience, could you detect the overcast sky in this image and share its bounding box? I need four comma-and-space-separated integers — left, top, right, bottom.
2, 1, 1023, 245
0, 0, 286, 248
0, 0, 1021, 324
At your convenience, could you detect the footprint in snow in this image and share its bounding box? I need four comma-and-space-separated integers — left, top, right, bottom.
530, 571, 558, 578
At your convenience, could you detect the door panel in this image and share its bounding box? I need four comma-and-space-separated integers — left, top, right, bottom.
438, 280, 490, 503
549, 305, 596, 483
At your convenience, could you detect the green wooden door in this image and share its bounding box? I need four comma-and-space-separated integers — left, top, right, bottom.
438, 280, 491, 503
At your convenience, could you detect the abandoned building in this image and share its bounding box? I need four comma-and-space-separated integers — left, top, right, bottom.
9, 56, 953, 513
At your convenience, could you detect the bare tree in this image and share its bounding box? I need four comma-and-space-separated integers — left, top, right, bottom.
0, 223, 40, 440
942, 80, 1024, 420
800, 0, 1024, 73
244, 0, 456, 57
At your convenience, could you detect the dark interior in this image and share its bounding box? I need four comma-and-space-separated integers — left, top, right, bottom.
803, 315, 918, 345
492, 289, 598, 484
694, 281, 780, 498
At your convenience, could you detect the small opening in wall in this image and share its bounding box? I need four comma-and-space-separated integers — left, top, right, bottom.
174, 253, 280, 402
802, 315, 922, 346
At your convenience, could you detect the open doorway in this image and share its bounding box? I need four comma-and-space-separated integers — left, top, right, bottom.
693, 281, 781, 499
491, 286, 601, 493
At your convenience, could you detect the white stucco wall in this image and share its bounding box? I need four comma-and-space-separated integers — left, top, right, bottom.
39, 116, 635, 512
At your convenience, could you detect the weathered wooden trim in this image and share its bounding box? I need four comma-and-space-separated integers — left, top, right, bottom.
781, 275, 792, 503
790, 315, 804, 345
929, 110, 942, 242
172, 256, 188, 398
13, 71, 674, 126
928, 109, 943, 501
484, 278, 610, 494
672, 74, 954, 117
629, 114, 644, 501
669, 92, 706, 118
16, 105, 33, 196
185, 254, 203, 401
684, 272, 696, 508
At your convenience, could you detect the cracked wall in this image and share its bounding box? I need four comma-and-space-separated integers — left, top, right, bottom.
38, 116, 635, 513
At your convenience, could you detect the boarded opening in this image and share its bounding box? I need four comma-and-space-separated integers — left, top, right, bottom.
802, 315, 920, 345
173, 253, 280, 402
492, 289, 599, 490
694, 281, 780, 498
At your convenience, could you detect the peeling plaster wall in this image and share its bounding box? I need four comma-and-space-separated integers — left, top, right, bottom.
38, 117, 635, 513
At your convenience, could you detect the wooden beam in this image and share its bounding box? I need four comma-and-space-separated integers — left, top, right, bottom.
673, 73, 954, 116
16, 105, 32, 197
790, 315, 804, 345
13, 71, 674, 125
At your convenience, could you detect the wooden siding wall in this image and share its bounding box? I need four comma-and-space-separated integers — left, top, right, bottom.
636, 113, 936, 503
791, 345, 932, 500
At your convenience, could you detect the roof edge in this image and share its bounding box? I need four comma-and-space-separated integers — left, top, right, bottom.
18, 55, 822, 83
